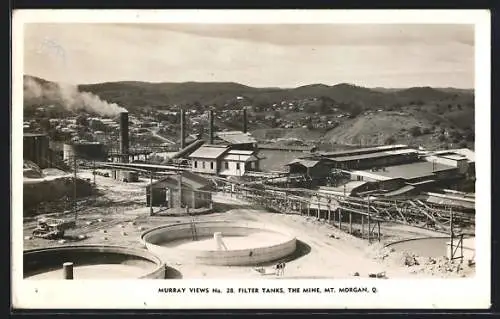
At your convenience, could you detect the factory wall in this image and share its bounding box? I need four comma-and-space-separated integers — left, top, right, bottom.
112, 170, 139, 182
146, 186, 212, 209
221, 160, 254, 176
191, 158, 219, 174
336, 153, 418, 170
63, 143, 107, 161
24, 134, 50, 169
425, 156, 469, 174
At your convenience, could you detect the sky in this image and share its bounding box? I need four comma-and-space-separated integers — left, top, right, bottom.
23, 23, 475, 88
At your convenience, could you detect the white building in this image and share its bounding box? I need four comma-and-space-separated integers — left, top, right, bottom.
219, 150, 259, 177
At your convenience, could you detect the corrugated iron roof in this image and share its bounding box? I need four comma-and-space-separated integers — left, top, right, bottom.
223, 154, 259, 162
353, 161, 457, 180
227, 149, 254, 155
426, 196, 475, 210
329, 150, 417, 162
216, 131, 257, 144
286, 159, 321, 168
382, 185, 416, 197
320, 144, 408, 157
188, 145, 228, 159
151, 171, 212, 190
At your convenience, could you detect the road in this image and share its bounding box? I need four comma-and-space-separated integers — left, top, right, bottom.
148, 128, 176, 145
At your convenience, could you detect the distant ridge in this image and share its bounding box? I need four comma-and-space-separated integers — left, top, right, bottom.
24, 74, 474, 112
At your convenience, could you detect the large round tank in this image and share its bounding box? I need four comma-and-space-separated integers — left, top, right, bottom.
141, 221, 297, 266
24, 245, 166, 280
24, 133, 50, 168
386, 236, 476, 260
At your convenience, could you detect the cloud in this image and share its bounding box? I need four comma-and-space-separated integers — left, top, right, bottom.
23, 23, 474, 88
153, 23, 475, 47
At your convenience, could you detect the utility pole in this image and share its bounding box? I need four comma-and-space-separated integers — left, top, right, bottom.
149, 171, 154, 216
93, 160, 96, 185
367, 196, 371, 243
73, 156, 77, 223
449, 207, 454, 260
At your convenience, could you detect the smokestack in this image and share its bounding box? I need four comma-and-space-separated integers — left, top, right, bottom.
119, 112, 129, 163
208, 110, 214, 144
180, 109, 186, 149
242, 108, 247, 133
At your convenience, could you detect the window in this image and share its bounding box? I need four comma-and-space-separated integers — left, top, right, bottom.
210, 162, 214, 169
202, 162, 206, 169
225, 161, 229, 169
236, 163, 240, 170
194, 161, 198, 168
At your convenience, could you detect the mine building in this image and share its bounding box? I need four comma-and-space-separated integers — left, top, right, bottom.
188, 144, 260, 177
213, 131, 257, 151
219, 149, 260, 177
188, 144, 229, 175
23, 133, 51, 169
146, 171, 213, 208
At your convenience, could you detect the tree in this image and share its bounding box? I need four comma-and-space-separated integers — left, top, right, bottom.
349, 104, 363, 118
409, 126, 422, 137
384, 136, 396, 145
76, 115, 89, 127
38, 118, 51, 132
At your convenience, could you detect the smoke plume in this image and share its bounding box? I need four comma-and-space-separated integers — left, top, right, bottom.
24, 77, 128, 117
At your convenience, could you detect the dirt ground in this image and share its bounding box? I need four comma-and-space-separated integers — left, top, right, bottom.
23, 170, 475, 279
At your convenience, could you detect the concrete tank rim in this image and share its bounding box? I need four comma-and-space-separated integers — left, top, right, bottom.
140, 221, 297, 254
384, 235, 475, 248
139, 220, 296, 242
23, 244, 166, 279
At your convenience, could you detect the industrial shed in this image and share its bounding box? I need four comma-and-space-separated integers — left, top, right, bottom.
285, 158, 333, 180
146, 171, 213, 209
350, 161, 458, 183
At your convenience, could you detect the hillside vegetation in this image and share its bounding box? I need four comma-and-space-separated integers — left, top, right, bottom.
24, 75, 475, 150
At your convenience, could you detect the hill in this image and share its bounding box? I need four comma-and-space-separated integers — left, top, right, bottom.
23, 75, 475, 150
25, 75, 473, 112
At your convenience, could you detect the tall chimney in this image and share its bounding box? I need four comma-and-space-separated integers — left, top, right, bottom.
119, 112, 129, 163
180, 109, 186, 149
208, 110, 214, 144
242, 107, 247, 133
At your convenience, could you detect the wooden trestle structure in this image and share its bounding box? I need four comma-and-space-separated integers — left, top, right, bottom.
211, 177, 474, 244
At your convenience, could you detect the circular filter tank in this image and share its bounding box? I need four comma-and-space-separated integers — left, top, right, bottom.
141, 221, 297, 266
24, 245, 166, 280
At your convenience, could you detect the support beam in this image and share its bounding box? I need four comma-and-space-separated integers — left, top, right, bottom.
339, 208, 342, 230
349, 212, 353, 234
361, 215, 365, 239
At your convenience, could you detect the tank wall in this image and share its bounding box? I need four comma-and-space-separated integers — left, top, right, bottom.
23, 246, 165, 279
141, 221, 297, 266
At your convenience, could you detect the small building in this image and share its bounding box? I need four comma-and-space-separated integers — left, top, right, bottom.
215, 131, 257, 150
285, 158, 332, 180
425, 149, 475, 178
188, 145, 260, 177
188, 144, 229, 174
219, 150, 260, 177
146, 171, 213, 208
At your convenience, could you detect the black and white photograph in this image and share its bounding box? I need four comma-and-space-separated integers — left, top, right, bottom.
12, 10, 491, 309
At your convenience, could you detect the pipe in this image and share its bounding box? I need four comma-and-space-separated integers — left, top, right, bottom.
168, 140, 204, 161
119, 112, 129, 163
208, 110, 214, 144
242, 108, 247, 133
180, 110, 186, 149
63, 262, 74, 279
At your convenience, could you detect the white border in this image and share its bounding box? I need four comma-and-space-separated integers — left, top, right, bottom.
12, 9, 491, 309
